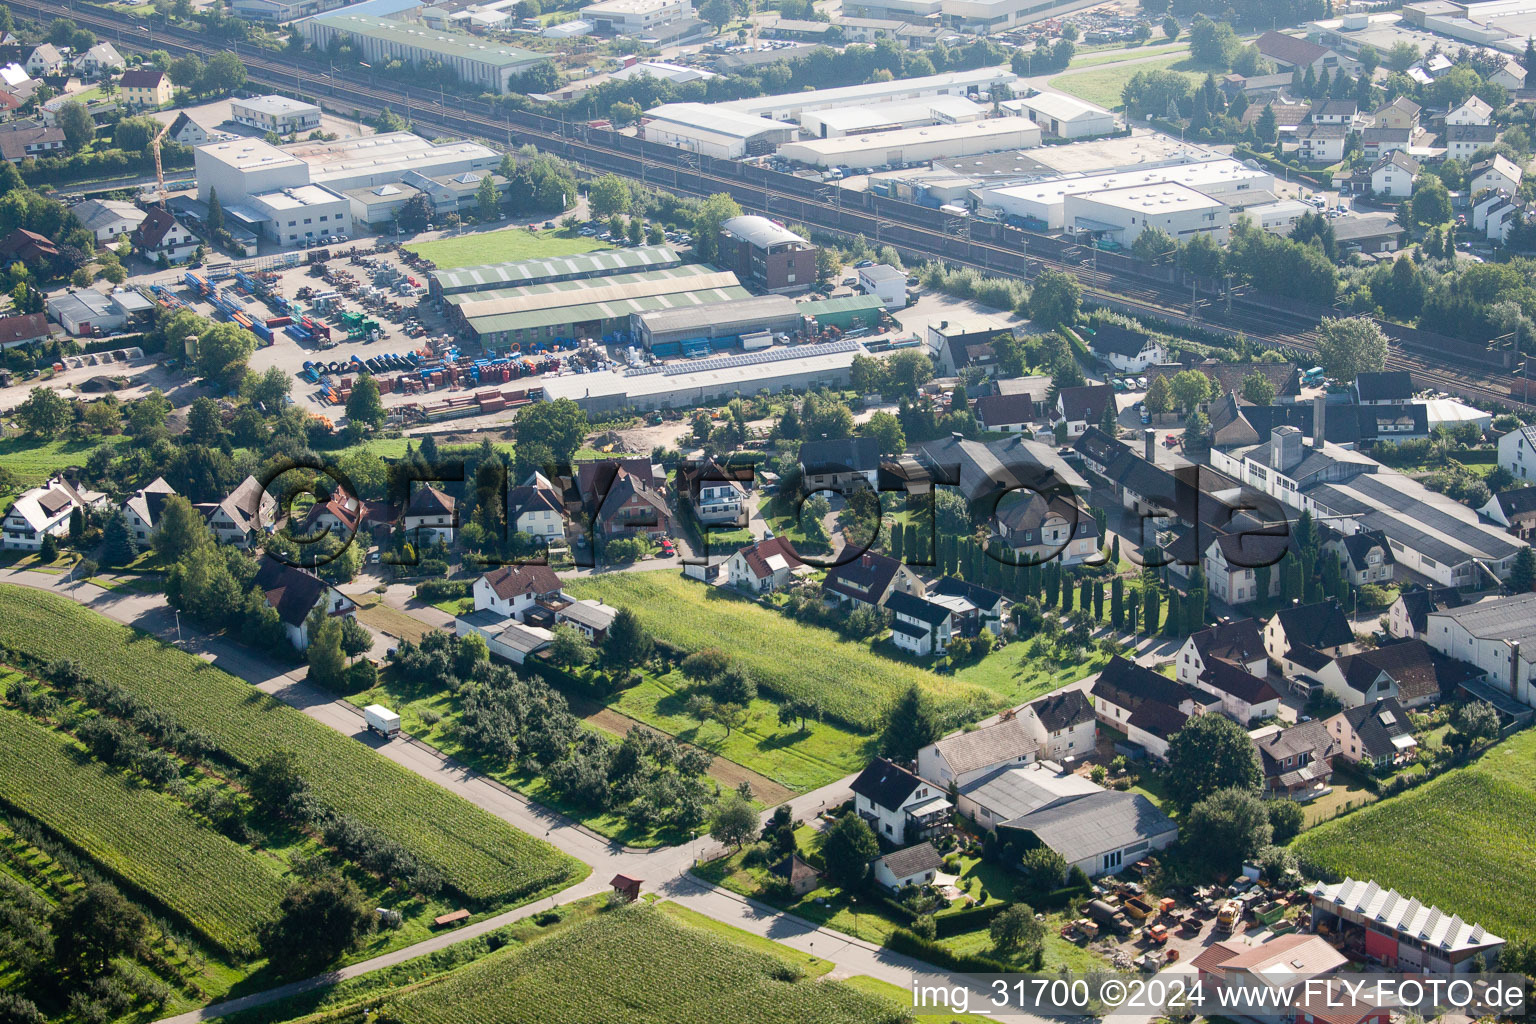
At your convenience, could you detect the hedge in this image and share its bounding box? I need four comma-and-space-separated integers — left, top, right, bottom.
934, 900, 1009, 938
884, 926, 1012, 972
416, 579, 471, 603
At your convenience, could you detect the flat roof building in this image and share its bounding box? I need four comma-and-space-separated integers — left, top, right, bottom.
301, 11, 545, 92
716, 216, 816, 294
580, 0, 693, 34
247, 184, 352, 244
1063, 181, 1229, 245
641, 102, 797, 159
779, 118, 1042, 171
719, 65, 1017, 122
1012, 92, 1117, 139
230, 96, 323, 135
799, 94, 989, 138
972, 157, 1272, 229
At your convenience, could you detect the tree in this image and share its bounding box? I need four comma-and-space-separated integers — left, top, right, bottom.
549, 623, 595, 668
152, 495, 212, 562
860, 410, 906, 454
345, 374, 386, 429
777, 696, 821, 732
700, 0, 732, 32
52, 883, 147, 976
200, 51, 248, 96
1165, 712, 1262, 811
708, 791, 758, 849
101, 511, 138, 566
1162, 14, 1179, 40
604, 607, 652, 669
879, 684, 937, 761
194, 321, 258, 390
207, 187, 225, 233
990, 902, 1046, 957
258, 874, 374, 975
1241, 371, 1276, 406
1411, 175, 1453, 227
13, 387, 70, 438
1255, 102, 1279, 146
1170, 369, 1212, 414
1144, 374, 1173, 419
885, 350, 934, 397
477, 175, 500, 222
1131, 225, 1177, 264
816, 811, 878, 889
339, 616, 373, 659
1030, 270, 1080, 328
168, 54, 204, 90
587, 174, 631, 218
56, 101, 95, 153
1015, 846, 1068, 899
1184, 787, 1274, 875
514, 398, 587, 463
305, 614, 349, 689
248, 749, 307, 815
1454, 699, 1500, 744
1316, 316, 1389, 382
1267, 798, 1305, 845
692, 193, 742, 262
1511, 546, 1536, 592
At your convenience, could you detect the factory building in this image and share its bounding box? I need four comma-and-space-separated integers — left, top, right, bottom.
641, 102, 798, 159
195, 132, 498, 209
247, 184, 353, 244
580, 0, 693, 34
971, 158, 1272, 229
719, 66, 1017, 122
230, 96, 323, 135
633, 294, 804, 353
1010, 93, 1117, 139
429, 245, 681, 297
845, 0, 1098, 32
800, 95, 989, 139
1062, 182, 1230, 245
778, 118, 1042, 171
301, 11, 545, 92
715, 216, 816, 294
450, 264, 751, 350
540, 338, 866, 414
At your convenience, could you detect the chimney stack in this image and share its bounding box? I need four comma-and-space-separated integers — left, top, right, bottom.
1312, 396, 1327, 451
1144, 428, 1156, 462
861, 553, 872, 568
1511, 640, 1521, 698
1270, 425, 1303, 473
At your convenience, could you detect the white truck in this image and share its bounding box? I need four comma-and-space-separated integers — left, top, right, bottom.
363, 704, 401, 739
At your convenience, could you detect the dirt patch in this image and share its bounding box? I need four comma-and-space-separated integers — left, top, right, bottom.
568, 693, 795, 806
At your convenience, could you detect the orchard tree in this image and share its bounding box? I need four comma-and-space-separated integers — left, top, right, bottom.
13, 387, 70, 438
708, 791, 758, 850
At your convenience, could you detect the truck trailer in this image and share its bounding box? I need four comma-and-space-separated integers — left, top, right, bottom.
363, 704, 401, 739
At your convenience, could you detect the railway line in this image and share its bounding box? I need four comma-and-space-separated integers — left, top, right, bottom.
23, 0, 1533, 409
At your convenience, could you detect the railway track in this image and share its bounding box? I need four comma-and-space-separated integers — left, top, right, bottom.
29, 0, 1532, 409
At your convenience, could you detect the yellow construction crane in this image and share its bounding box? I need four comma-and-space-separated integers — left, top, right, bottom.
149, 120, 172, 209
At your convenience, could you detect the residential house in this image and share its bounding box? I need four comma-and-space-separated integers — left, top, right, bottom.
1491, 58, 1527, 92
1255, 31, 1351, 74
252, 558, 357, 650
167, 110, 223, 146
1092, 656, 1216, 759
198, 475, 276, 547
1201, 527, 1288, 606
993, 491, 1099, 566
24, 44, 63, 77
871, 842, 944, 892
1086, 322, 1166, 373
725, 535, 805, 593
850, 757, 950, 845
0, 312, 52, 350
472, 564, 565, 621
555, 598, 617, 640
995, 785, 1177, 877
71, 199, 146, 245
577, 459, 672, 540
1, 475, 108, 551
1309, 878, 1505, 973
120, 476, 175, 544
1445, 95, 1493, 126
119, 69, 172, 108
1366, 151, 1419, 197
909, 433, 1087, 506
74, 42, 122, 77
974, 393, 1036, 433
886, 590, 954, 657
1372, 96, 1420, 130
1324, 696, 1417, 768
1481, 486, 1536, 539
1471, 154, 1522, 197
1265, 599, 1357, 683
822, 550, 923, 609
1055, 384, 1115, 437
917, 716, 1037, 791
1251, 719, 1336, 800
798, 436, 879, 492
771, 855, 820, 896
1445, 123, 1497, 160
1291, 124, 1347, 164
1354, 370, 1413, 405
1323, 527, 1395, 587
1017, 688, 1096, 762
507, 473, 567, 545
677, 459, 749, 528
1344, 636, 1473, 709
300, 487, 364, 538
0, 122, 65, 164
1195, 657, 1281, 724
130, 207, 199, 263
1359, 127, 1412, 163
927, 576, 1008, 636
1498, 423, 1536, 482
403, 484, 456, 545
1387, 582, 1470, 640
1192, 932, 1347, 998
1310, 99, 1359, 125
455, 611, 554, 665
1178, 619, 1269, 687
1473, 191, 1524, 243
0, 228, 59, 266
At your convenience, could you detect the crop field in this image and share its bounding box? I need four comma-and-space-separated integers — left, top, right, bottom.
563, 573, 1002, 731
1293, 729, 1536, 939
371, 905, 899, 1024
403, 228, 606, 269
0, 707, 287, 954
0, 586, 586, 905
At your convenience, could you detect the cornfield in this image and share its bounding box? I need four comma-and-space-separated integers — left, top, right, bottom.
0, 707, 286, 955
1293, 729, 1536, 939
381, 905, 906, 1024
0, 586, 585, 905
564, 574, 1001, 731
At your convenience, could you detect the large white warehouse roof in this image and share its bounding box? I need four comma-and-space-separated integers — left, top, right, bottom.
780, 118, 1042, 169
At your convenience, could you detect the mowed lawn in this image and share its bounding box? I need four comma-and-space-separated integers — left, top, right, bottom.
0, 433, 132, 491
562, 572, 1003, 731
1292, 729, 1536, 939
1049, 53, 1210, 110
0, 586, 586, 905
403, 228, 606, 269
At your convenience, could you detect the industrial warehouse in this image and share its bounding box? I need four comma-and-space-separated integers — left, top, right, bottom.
778, 118, 1044, 171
